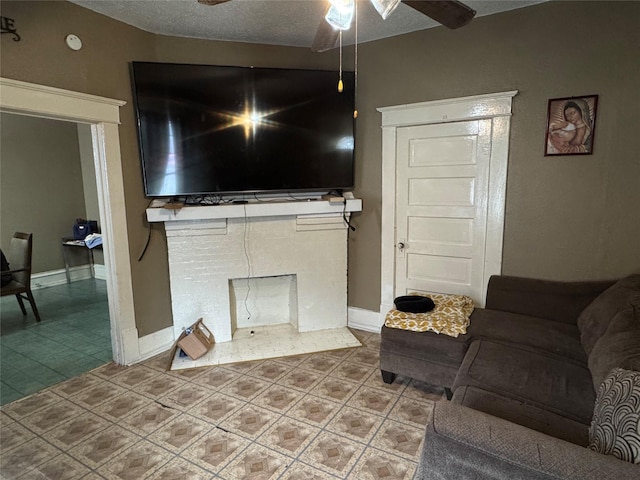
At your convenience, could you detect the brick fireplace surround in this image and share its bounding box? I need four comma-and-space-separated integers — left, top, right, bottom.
147, 198, 362, 368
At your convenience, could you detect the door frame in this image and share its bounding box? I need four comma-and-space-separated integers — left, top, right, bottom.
377, 91, 517, 324
0, 77, 138, 365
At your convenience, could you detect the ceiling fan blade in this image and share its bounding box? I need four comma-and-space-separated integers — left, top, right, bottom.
403, 0, 476, 29
311, 17, 339, 52
197, 0, 232, 5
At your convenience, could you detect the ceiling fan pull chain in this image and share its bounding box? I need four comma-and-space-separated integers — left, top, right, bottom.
353, 0, 358, 118
338, 30, 343, 93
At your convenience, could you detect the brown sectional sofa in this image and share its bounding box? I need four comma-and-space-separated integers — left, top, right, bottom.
379, 274, 640, 479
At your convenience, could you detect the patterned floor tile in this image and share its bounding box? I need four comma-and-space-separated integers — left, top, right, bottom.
91, 362, 130, 380
271, 355, 307, 368
67, 425, 141, 469
147, 456, 214, 480
43, 411, 111, 450
257, 416, 320, 457
331, 362, 373, 384
387, 397, 434, 427
219, 405, 281, 440
148, 414, 213, 453
181, 428, 250, 473
247, 360, 290, 382
298, 355, 340, 375
346, 385, 399, 417
99, 439, 171, 480
219, 443, 289, 480
363, 369, 410, 394
70, 381, 129, 409
108, 365, 161, 389
20, 400, 86, 435
137, 375, 187, 400
1, 390, 63, 421
369, 419, 425, 461
0, 437, 61, 479
309, 377, 358, 404
93, 391, 153, 422
18, 452, 91, 480
345, 347, 380, 367
220, 376, 272, 402
252, 384, 303, 414
299, 431, 365, 477
196, 367, 238, 390
119, 402, 181, 436
280, 463, 337, 480
142, 352, 174, 372
0, 329, 440, 480
286, 395, 340, 428
0, 419, 35, 454
158, 384, 213, 411
276, 368, 323, 392
224, 360, 264, 375
188, 392, 247, 425
325, 405, 384, 444
350, 448, 417, 480
402, 380, 446, 402
51, 374, 104, 399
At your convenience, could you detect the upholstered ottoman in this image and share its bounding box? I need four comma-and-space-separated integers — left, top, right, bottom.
380, 325, 469, 390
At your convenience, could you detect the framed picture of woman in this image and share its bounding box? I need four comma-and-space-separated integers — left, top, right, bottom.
544, 95, 598, 156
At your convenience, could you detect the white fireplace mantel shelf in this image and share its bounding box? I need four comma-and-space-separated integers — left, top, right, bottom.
146, 198, 362, 223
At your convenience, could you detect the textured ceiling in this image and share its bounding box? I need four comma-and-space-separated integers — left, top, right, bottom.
68, 0, 547, 49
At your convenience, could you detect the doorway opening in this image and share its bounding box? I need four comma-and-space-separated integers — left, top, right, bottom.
0, 78, 138, 388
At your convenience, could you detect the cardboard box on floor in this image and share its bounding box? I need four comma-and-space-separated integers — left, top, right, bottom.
168, 318, 215, 367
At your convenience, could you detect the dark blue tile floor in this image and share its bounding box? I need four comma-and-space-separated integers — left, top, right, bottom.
0, 279, 111, 405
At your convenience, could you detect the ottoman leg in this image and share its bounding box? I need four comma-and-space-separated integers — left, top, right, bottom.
381, 370, 396, 384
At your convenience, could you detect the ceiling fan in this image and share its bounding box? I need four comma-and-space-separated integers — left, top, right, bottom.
197, 0, 476, 52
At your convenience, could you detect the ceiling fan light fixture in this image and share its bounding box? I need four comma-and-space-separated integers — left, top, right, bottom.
370, 0, 401, 20
325, 0, 354, 31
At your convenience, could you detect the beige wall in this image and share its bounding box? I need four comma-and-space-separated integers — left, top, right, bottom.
347, 0, 640, 310
0, 113, 86, 272
1, 1, 638, 334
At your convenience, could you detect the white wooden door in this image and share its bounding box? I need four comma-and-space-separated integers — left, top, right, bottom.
394, 119, 492, 304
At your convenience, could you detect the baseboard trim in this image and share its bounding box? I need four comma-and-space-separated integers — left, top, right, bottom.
31, 265, 107, 289
137, 326, 175, 363
347, 306, 382, 333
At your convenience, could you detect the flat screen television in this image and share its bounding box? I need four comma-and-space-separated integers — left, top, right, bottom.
130, 62, 355, 197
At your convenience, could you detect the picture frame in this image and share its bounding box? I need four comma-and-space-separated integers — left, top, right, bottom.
544, 95, 598, 156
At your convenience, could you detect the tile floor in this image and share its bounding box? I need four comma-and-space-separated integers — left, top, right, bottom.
0, 329, 441, 479
1, 279, 112, 405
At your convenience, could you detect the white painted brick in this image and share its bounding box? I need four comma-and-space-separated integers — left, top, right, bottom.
167, 213, 349, 343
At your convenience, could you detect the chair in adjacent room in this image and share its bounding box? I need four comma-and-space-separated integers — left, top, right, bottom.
0, 232, 42, 322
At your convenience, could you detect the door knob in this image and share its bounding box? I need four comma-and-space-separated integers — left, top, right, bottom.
397, 242, 405, 251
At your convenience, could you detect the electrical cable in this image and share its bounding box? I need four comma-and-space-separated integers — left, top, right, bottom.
137, 199, 154, 261
342, 197, 356, 232
242, 203, 252, 322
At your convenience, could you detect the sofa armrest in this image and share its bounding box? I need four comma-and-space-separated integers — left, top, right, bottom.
415, 401, 638, 480
484, 275, 615, 324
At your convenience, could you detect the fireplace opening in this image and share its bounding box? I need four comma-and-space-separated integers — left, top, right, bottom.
228, 274, 298, 336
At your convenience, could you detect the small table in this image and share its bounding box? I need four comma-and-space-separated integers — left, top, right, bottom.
61, 238, 101, 283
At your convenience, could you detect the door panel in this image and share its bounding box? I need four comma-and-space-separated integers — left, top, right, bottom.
395, 119, 492, 302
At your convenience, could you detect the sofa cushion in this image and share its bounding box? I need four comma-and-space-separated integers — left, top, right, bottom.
453, 340, 596, 425
588, 368, 640, 463
588, 307, 640, 389
467, 308, 587, 364
577, 274, 640, 355
452, 385, 590, 446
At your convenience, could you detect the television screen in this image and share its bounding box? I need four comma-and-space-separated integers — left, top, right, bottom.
130, 62, 355, 197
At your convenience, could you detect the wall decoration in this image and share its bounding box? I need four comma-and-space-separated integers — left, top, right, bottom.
1, 16, 20, 42
545, 95, 598, 156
